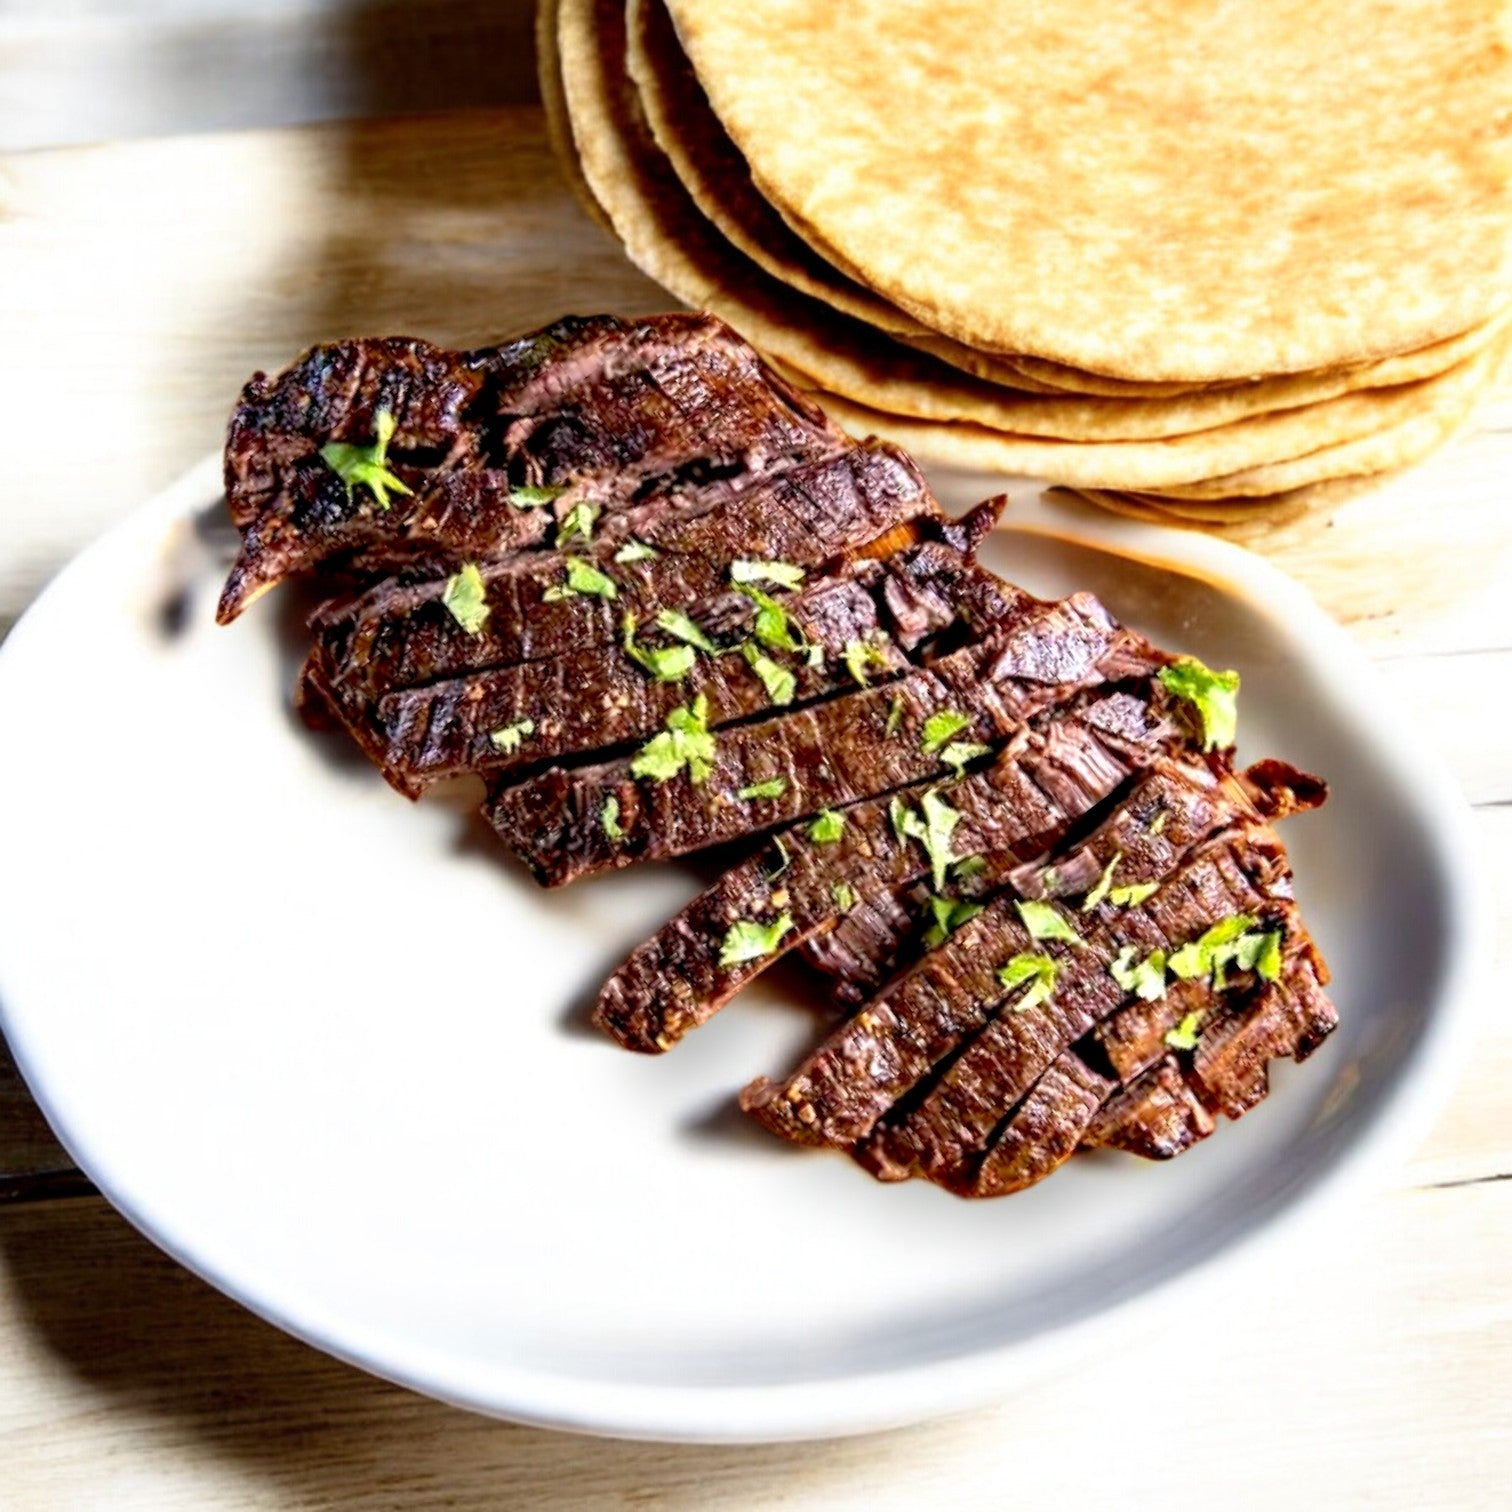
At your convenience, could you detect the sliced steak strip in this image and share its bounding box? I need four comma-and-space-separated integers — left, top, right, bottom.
329, 535, 1029, 791
1081, 1056, 1216, 1161
218, 313, 845, 621
594, 702, 1178, 1053
368, 568, 908, 788
1189, 953, 1337, 1118
858, 832, 1287, 1186
309, 441, 942, 706
487, 595, 1159, 886
955, 1051, 1115, 1198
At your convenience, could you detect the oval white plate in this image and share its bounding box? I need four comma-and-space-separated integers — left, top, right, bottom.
0, 457, 1485, 1442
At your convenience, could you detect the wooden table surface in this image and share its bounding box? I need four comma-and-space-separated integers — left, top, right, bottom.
1, 108, 1509, 1510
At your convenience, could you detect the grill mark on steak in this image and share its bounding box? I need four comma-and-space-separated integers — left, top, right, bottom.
218, 314, 845, 621
485, 595, 1161, 886
595, 697, 1181, 1054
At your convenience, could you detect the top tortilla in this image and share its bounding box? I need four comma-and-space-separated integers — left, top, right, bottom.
665, 0, 1512, 381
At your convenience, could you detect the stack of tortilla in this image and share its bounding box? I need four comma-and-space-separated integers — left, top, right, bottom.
541, 0, 1512, 533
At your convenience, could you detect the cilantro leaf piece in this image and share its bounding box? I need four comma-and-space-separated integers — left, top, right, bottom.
488, 717, 535, 754
441, 561, 490, 635
601, 794, 624, 842
1165, 1011, 1206, 1051
920, 709, 973, 755
1250, 929, 1284, 982
1082, 851, 1122, 912
842, 635, 890, 687
737, 585, 806, 655
557, 500, 600, 546
885, 695, 905, 738
1168, 913, 1259, 982
1014, 898, 1081, 945
630, 694, 717, 785
1110, 945, 1169, 1001
741, 643, 797, 705
730, 559, 805, 590
996, 952, 1058, 1011
543, 557, 619, 602
738, 776, 787, 801
1158, 656, 1241, 752
622, 614, 696, 682
808, 809, 845, 844
1110, 880, 1159, 908
888, 792, 964, 891
918, 790, 963, 891
614, 540, 660, 564
832, 882, 857, 912
952, 854, 987, 881
656, 609, 720, 654
509, 484, 568, 509
718, 912, 795, 968
940, 740, 991, 776
319, 408, 413, 511
923, 893, 985, 948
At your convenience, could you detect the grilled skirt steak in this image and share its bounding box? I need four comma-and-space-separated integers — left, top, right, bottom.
216, 310, 1337, 1200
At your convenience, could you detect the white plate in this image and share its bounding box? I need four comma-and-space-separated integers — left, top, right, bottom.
0, 457, 1486, 1442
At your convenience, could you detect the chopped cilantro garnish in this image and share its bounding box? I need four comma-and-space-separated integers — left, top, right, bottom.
1014, 898, 1081, 945
1110, 880, 1159, 908
622, 614, 696, 682
730, 559, 805, 590
601, 794, 624, 842
885, 695, 905, 738
614, 540, 660, 564
543, 557, 618, 602
952, 854, 987, 881
718, 912, 795, 967
738, 776, 787, 801
509, 484, 569, 509
441, 561, 490, 635
741, 643, 797, 705
630, 694, 717, 785
319, 409, 413, 511
923, 894, 985, 948
557, 500, 600, 546
1168, 914, 1259, 984
656, 609, 720, 655
920, 710, 973, 755
488, 717, 535, 754
1165, 1011, 1206, 1051
1111, 944, 1169, 1001
891, 789, 962, 890
1158, 656, 1240, 752
996, 952, 1059, 1011
832, 882, 857, 912
842, 635, 890, 687
940, 740, 991, 776
1082, 852, 1122, 911
738, 585, 806, 655
808, 809, 845, 844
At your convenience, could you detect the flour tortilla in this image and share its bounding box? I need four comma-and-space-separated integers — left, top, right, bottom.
547, 0, 1512, 465
666, 0, 1512, 380
802, 332, 1510, 491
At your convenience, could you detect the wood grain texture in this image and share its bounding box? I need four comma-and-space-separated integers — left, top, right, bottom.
0, 109, 1509, 1506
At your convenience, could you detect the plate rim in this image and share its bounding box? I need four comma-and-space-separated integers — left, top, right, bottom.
0, 455, 1490, 1442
